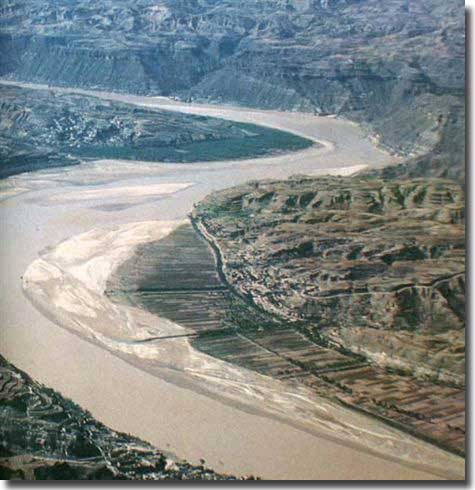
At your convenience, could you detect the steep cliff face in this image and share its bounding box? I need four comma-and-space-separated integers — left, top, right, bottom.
0, 0, 465, 176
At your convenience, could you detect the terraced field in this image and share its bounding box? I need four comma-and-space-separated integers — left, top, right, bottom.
0, 355, 243, 480
109, 223, 465, 457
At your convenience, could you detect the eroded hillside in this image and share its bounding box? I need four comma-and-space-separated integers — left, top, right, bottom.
192, 176, 465, 385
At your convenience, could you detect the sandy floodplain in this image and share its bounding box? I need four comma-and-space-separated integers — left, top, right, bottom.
0, 81, 465, 480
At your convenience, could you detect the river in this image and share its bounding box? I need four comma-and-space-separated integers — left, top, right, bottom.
0, 81, 464, 480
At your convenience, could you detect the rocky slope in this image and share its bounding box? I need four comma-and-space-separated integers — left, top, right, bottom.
0, 355, 250, 480
0, 0, 465, 177
192, 176, 465, 385
0, 84, 311, 178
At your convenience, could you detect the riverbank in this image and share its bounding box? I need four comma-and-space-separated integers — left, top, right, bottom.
22, 216, 464, 480
0, 354, 248, 481
0, 81, 315, 179
190, 177, 465, 457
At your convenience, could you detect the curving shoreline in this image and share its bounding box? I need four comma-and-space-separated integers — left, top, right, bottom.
0, 83, 464, 479
22, 217, 464, 480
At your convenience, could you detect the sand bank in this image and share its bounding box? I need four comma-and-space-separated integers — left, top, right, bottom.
23, 218, 464, 480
